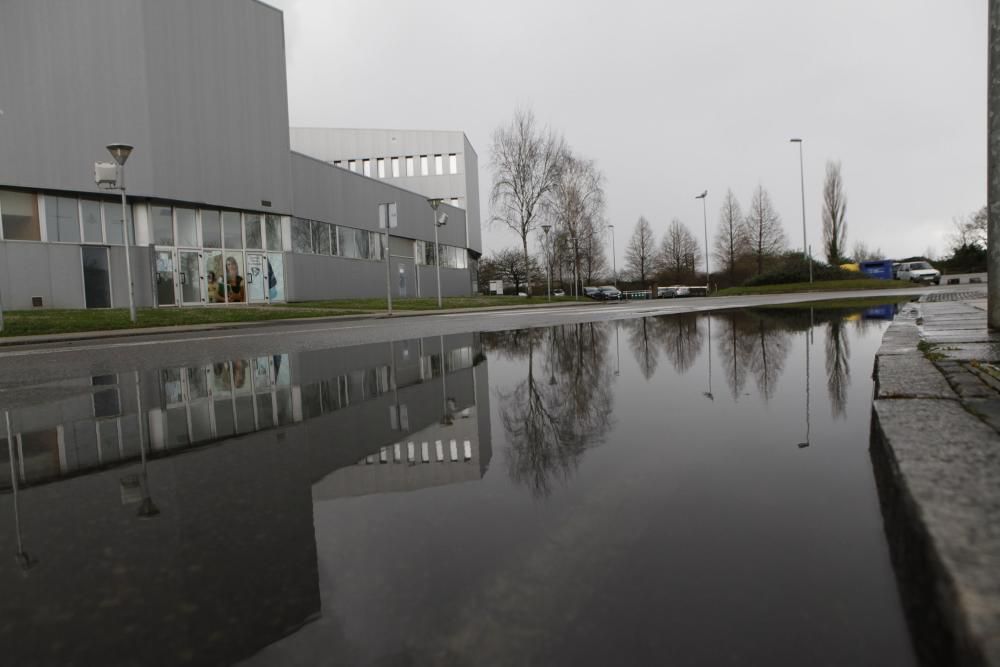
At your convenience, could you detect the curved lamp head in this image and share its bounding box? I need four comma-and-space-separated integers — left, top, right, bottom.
436, 213, 448, 227
541, 224, 551, 234
695, 190, 707, 200
428, 198, 443, 211
789, 138, 802, 143
106, 143, 134, 166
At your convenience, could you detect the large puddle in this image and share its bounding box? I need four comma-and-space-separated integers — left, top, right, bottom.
0, 302, 916, 666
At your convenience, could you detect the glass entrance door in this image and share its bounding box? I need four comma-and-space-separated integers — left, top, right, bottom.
245, 252, 267, 303
155, 249, 177, 306
179, 250, 204, 305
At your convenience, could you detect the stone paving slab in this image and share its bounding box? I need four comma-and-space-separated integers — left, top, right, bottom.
872, 399, 1000, 667
873, 296, 1000, 666
875, 354, 957, 399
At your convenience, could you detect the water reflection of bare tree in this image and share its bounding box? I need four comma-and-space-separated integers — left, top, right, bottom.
749, 317, 792, 401
656, 313, 705, 375
489, 323, 615, 497
825, 319, 851, 418
625, 318, 659, 380
716, 312, 755, 400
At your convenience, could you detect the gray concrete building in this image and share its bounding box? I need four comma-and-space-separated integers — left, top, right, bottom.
289, 127, 482, 255
0, 0, 480, 310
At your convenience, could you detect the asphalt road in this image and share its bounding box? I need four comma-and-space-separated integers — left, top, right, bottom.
0, 284, 981, 395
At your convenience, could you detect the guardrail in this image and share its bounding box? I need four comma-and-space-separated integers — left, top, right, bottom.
622, 290, 651, 300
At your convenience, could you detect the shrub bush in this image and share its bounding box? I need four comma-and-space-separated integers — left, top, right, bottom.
743, 253, 867, 287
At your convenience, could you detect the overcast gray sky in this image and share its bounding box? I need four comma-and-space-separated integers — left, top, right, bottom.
268, 0, 986, 266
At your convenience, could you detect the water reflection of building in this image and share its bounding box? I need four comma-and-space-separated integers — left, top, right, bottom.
0, 334, 490, 666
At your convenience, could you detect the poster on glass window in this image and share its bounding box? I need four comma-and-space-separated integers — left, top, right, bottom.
224, 254, 246, 302
267, 253, 284, 301
206, 251, 225, 303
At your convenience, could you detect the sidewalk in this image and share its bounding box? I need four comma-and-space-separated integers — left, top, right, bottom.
871, 291, 1000, 667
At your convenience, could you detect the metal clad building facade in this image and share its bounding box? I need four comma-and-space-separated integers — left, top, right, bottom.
0, 0, 478, 310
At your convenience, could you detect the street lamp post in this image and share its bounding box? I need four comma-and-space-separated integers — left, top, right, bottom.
567, 236, 580, 300
106, 143, 138, 322
695, 191, 710, 291
542, 224, 552, 301
609, 224, 617, 288
790, 138, 812, 283
428, 199, 447, 308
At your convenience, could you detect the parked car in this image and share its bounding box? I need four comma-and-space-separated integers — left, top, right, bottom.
597, 285, 622, 300
583, 286, 601, 299
657, 286, 677, 298
553, 288, 566, 297
895, 261, 941, 285
663, 285, 690, 297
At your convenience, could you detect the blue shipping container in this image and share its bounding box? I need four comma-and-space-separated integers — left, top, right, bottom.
859, 260, 894, 280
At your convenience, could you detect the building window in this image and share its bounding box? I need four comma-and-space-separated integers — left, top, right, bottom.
0, 190, 40, 241
377, 158, 386, 178
44, 195, 80, 243
434, 155, 443, 175
81, 199, 103, 243
348, 160, 357, 172
244, 214, 263, 249
292, 218, 312, 253
104, 200, 132, 245
313, 221, 332, 255
449, 154, 458, 174
414, 240, 426, 265
391, 157, 400, 178
420, 155, 428, 176
222, 211, 242, 248
151, 205, 174, 245
175, 208, 198, 247
405, 156, 414, 176
451, 198, 459, 207
333, 161, 342, 168
201, 210, 222, 248
265, 214, 282, 251
362, 159, 371, 177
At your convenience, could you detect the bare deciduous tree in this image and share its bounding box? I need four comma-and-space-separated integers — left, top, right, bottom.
949, 205, 987, 251
850, 240, 884, 262
657, 218, 701, 284
713, 189, 747, 283
743, 185, 786, 275
822, 160, 848, 264
490, 108, 566, 296
625, 216, 656, 285
544, 154, 607, 292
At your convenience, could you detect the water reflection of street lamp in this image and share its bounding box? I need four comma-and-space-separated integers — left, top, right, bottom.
134, 371, 160, 518
5, 411, 36, 570
439, 335, 455, 425
615, 321, 621, 377
542, 224, 552, 301
798, 316, 812, 449
702, 314, 714, 400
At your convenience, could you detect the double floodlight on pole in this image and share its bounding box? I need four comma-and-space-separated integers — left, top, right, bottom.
96, 143, 138, 323
789, 138, 812, 283
541, 224, 552, 301
428, 199, 447, 308
695, 190, 710, 290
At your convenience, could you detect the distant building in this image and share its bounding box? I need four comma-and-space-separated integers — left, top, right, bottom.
0, 0, 480, 309
289, 128, 482, 256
